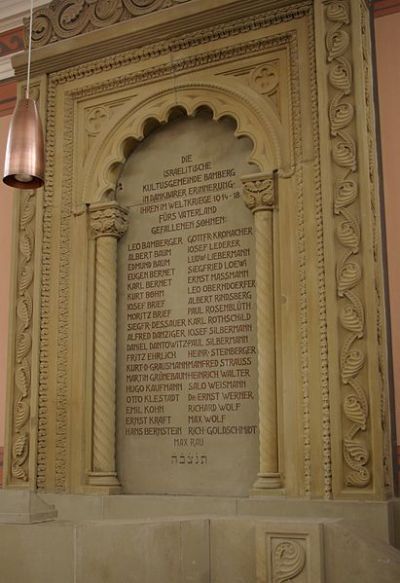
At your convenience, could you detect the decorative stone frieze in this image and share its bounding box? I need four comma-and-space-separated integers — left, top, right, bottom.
31, 0, 193, 48
324, 0, 371, 489
9, 192, 36, 484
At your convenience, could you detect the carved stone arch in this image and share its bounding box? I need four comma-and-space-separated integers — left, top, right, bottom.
82, 79, 288, 204
85, 77, 288, 493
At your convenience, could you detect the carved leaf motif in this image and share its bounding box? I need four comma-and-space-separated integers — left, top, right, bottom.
19, 232, 33, 262
19, 195, 35, 227
336, 216, 360, 252
326, 27, 350, 61
328, 57, 352, 95
15, 361, 31, 397
329, 94, 354, 135
346, 467, 370, 487
332, 131, 356, 170
90, 206, 128, 238
16, 294, 33, 328
15, 400, 30, 430
11, 464, 28, 481
339, 304, 363, 336
242, 178, 274, 210
341, 349, 365, 383
12, 433, 28, 459
60, 0, 85, 26
326, 2, 349, 24
95, 0, 122, 20
344, 395, 367, 429
334, 179, 358, 212
19, 263, 34, 293
344, 438, 369, 467
273, 540, 306, 583
337, 261, 361, 295
16, 332, 32, 362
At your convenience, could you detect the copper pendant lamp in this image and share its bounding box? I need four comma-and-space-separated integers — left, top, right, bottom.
3, 0, 44, 190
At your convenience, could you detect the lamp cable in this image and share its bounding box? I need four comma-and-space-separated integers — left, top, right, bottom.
26, 0, 34, 99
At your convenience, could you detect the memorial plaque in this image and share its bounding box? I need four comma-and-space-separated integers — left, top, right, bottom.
117, 113, 259, 495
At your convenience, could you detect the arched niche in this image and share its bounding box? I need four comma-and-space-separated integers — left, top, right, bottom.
85, 82, 284, 495
115, 107, 261, 495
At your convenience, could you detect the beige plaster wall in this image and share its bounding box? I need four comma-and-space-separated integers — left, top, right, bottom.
375, 12, 400, 446
0, 114, 14, 448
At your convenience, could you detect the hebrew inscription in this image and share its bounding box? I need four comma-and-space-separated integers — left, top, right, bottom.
117, 114, 259, 495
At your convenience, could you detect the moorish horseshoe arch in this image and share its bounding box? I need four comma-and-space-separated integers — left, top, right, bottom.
82, 80, 291, 493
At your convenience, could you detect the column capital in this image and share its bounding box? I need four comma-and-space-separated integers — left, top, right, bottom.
89, 202, 129, 239
241, 173, 275, 213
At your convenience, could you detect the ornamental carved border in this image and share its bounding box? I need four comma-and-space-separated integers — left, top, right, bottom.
325, 0, 371, 488
305, 9, 331, 498
9, 192, 36, 484
36, 1, 325, 495
359, 1, 390, 490
30, 0, 193, 48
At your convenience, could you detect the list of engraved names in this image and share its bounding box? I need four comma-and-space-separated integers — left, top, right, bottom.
117, 117, 259, 495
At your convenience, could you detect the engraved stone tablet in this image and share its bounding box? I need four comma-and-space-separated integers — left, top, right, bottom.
117, 112, 259, 495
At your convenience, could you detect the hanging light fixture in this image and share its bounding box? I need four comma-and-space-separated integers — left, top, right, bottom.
3, 0, 44, 190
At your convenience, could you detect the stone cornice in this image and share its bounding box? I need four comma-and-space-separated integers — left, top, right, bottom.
13, 0, 307, 79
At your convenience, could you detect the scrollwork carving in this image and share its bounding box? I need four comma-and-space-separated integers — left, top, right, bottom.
31, 0, 193, 47
273, 540, 306, 583
325, 0, 371, 488
10, 191, 36, 483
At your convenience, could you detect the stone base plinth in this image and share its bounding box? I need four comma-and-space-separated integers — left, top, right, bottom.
0, 503, 399, 583
0, 490, 57, 524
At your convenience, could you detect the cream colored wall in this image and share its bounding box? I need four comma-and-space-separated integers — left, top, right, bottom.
375, 12, 400, 446
0, 114, 14, 448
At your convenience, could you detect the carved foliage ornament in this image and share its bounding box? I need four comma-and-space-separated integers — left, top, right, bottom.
89, 204, 129, 239
326, 1, 370, 487
31, 0, 193, 47
272, 540, 306, 583
11, 192, 36, 482
242, 174, 275, 212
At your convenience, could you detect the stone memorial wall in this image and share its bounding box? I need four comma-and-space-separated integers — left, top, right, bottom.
117, 114, 260, 495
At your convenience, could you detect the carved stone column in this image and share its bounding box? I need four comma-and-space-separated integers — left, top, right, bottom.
242, 173, 281, 491
88, 202, 128, 491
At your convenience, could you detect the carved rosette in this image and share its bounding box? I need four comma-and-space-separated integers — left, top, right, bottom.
30, 0, 193, 48
88, 202, 128, 489
242, 173, 280, 490
325, 1, 370, 488
10, 192, 36, 483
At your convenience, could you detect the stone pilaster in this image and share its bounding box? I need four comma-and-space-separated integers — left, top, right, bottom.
242, 173, 281, 491
88, 202, 128, 492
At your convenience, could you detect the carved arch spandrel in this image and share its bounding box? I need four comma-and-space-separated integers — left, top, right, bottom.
81, 80, 288, 204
